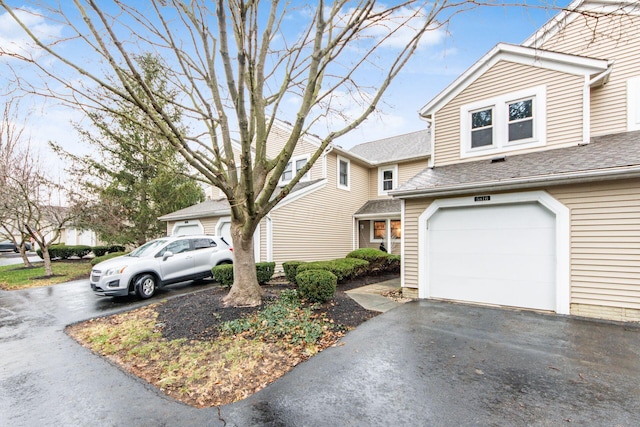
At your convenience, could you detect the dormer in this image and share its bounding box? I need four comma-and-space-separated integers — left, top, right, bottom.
419, 43, 612, 167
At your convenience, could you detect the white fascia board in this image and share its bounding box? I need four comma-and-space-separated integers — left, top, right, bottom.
353, 212, 401, 219
418, 43, 609, 118
391, 165, 640, 199
158, 209, 231, 222
272, 179, 327, 210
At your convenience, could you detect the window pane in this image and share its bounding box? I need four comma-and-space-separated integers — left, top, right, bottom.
509, 99, 533, 121
295, 159, 306, 173
339, 160, 348, 186
509, 119, 533, 141
390, 220, 401, 238
373, 221, 386, 239
382, 170, 394, 191
471, 128, 493, 148
471, 109, 492, 129
193, 238, 216, 250
282, 161, 292, 181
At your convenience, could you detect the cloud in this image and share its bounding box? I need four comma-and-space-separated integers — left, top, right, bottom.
0, 8, 63, 59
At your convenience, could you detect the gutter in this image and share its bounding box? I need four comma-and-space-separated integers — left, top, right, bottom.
158, 208, 231, 221
390, 165, 640, 199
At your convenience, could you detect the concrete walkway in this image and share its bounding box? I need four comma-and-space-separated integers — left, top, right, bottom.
345, 278, 404, 312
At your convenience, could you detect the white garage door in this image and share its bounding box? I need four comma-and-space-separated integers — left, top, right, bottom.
218, 221, 232, 245
428, 202, 556, 311
173, 224, 202, 236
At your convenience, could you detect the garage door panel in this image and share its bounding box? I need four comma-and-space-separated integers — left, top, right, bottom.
428, 203, 556, 311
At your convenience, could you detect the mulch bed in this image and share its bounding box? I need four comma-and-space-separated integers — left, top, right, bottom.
156, 271, 400, 342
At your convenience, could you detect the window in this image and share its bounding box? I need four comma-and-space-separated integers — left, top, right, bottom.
370, 219, 402, 242
378, 165, 398, 195
159, 239, 191, 256
471, 108, 493, 148
337, 156, 350, 190
193, 238, 216, 250
280, 154, 309, 184
628, 77, 640, 131
460, 85, 546, 158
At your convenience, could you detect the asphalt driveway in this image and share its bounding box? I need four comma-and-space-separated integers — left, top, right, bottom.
1, 278, 639, 426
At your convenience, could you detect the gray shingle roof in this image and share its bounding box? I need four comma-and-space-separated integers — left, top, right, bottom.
355, 199, 402, 216
348, 129, 430, 164
393, 130, 640, 197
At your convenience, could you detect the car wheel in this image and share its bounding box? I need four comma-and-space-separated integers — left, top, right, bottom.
134, 274, 156, 299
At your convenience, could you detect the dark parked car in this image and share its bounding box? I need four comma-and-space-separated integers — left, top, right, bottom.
0, 240, 32, 253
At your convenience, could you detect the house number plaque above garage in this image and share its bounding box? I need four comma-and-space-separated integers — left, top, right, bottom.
474, 195, 491, 202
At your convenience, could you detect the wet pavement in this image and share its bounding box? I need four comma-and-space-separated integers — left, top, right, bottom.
1, 277, 640, 426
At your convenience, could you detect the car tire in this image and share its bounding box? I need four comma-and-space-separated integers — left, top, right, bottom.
134, 274, 156, 299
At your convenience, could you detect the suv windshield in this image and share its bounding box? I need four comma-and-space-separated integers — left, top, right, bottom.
128, 239, 169, 257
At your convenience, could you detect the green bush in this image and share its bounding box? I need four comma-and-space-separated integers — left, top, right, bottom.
386, 254, 401, 273
91, 252, 128, 266
282, 261, 304, 284
211, 264, 234, 288
296, 258, 369, 283
256, 262, 276, 284
347, 248, 390, 272
36, 244, 92, 260
109, 245, 125, 253
296, 269, 337, 303
212, 262, 276, 287
91, 246, 110, 257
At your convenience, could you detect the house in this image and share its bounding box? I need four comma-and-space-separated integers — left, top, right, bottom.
393, 0, 640, 322
159, 121, 430, 267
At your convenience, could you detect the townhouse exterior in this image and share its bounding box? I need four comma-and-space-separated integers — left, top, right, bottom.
159, 121, 430, 269
393, 0, 640, 322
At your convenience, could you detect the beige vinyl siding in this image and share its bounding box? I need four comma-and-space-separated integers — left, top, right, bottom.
435, 60, 584, 166
550, 179, 640, 311
269, 153, 369, 269
398, 160, 428, 184
266, 125, 323, 180
402, 197, 434, 290
539, 13, 640, 136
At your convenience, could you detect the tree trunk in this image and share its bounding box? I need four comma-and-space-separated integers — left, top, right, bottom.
42, 247, 53, 276
222, 221, 263, 307
19, 247, 33, 268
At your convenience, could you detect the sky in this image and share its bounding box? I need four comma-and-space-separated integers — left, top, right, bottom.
0, 1, 571, 180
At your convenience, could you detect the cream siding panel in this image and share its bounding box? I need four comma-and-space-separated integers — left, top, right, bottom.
269, 153, 370, 269
549, 179, 640, 311
368, 169, 381, 199
539, 13, 640, 136
398, 160, 428, 184
434, 61, 584, 166
402, 197, 435, 290
266, 125, 323, 180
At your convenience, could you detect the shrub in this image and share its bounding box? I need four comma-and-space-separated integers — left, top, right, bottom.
109, 245, 126, 253
296, 269, 337, 303
211, 264, 234, 288
36, 244, 92, 260
347, 248, 390, 273
256, 262, 276, 284
91, 252, 128, 266
296, 258, 369, 283
386, 254, 401, 273
282, 261, 304, 284
91, 246, 111, 257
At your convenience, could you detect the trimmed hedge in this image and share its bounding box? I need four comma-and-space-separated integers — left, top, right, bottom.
211, 262, 275, 288
296, 269, 337, 303
91, 252, 128, 266
282, 261, 304, 284
37, 244, 92, 260
92, 245, 126, 257
346, 248, 390, 272
211, 264, 234, 288
296, 258, 369, 283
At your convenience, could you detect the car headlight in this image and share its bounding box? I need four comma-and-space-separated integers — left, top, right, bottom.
105, 266, 127, 276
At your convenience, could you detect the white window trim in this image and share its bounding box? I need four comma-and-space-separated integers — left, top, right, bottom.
280, 154, 310, 185
460, 85, 547, 158
369, 218, 401, 243
628, 77, 640, 131
337, 155, 350, 190
378, 164, 398, 196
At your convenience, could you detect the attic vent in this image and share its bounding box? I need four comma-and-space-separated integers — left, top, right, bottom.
491, 156, 506, 163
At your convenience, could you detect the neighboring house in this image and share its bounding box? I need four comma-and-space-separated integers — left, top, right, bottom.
393, 0, 640, 322
159, 120, 430, 268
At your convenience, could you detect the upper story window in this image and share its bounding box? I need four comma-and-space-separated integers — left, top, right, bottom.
461, 85, 546, 158
337, 155, 350, 190
378, 164, 398, 196
280, 154, 309, 185
628, 77, 640, 131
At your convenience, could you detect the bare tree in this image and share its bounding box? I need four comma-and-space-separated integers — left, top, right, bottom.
0, 0, 518, 305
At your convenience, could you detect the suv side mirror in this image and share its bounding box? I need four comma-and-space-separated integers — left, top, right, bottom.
162, 251, 174, 261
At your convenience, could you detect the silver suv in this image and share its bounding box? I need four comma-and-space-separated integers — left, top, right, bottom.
90, 235, 233, 299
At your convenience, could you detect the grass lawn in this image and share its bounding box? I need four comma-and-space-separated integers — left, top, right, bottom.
0, 260, 92, 290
